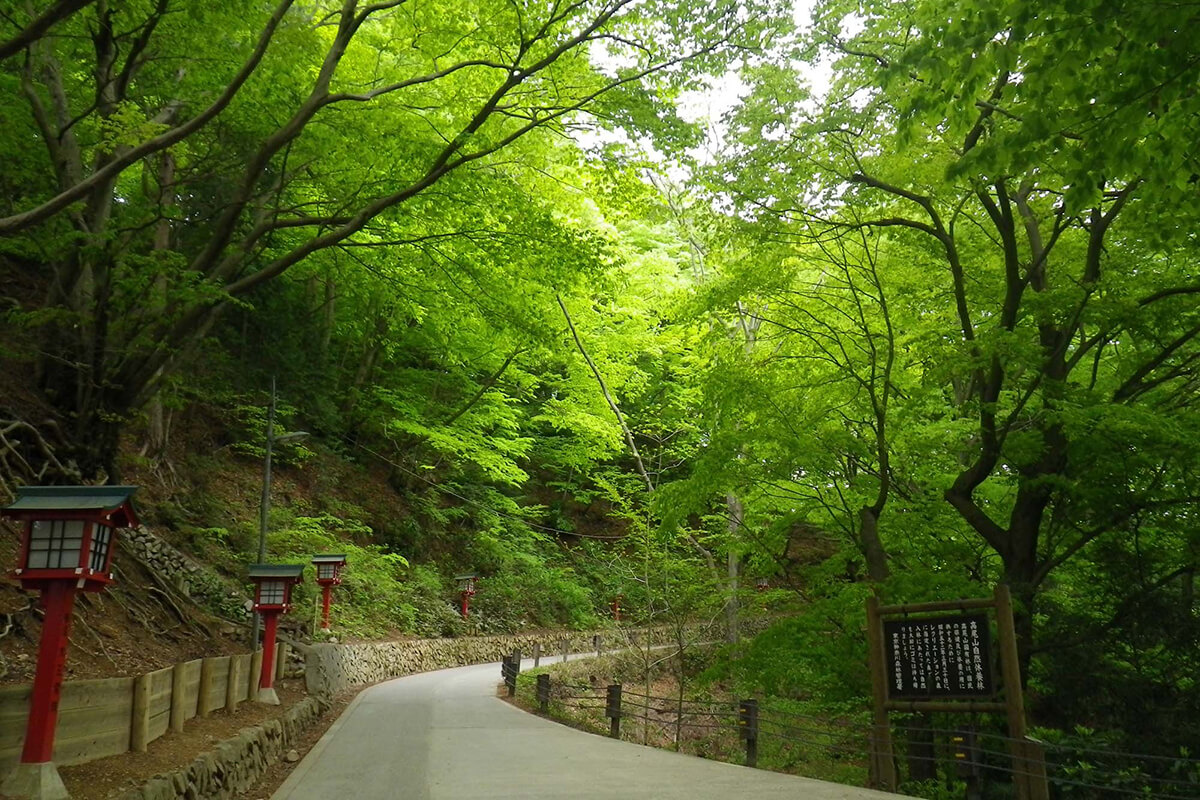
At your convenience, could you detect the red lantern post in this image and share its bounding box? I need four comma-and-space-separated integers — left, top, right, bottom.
611, 595, 623, 622
311, 554, 346, 630
1, 485, 138, 800
455, 574, 477, 619
248, 564, 304, 704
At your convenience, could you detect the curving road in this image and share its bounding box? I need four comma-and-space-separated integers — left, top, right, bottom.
272, 658, 902, 799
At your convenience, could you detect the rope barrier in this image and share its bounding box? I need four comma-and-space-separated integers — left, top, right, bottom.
759, 705, 860, 727
758, 718, 857, 742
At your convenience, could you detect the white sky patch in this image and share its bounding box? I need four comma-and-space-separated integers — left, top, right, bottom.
573, 0, 832, 172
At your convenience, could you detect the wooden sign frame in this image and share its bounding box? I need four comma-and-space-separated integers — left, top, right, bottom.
865, 585, 1048, 800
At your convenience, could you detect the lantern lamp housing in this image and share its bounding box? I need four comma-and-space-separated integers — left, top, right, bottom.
455, 573, 477, 595
312, 553, 347, 586
249, 564, 305, 612
755, 577, 770, 592
2, 485, 139, 591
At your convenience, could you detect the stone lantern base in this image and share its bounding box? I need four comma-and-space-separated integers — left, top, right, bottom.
256, 686, 281, 705
1, 762, 70, 800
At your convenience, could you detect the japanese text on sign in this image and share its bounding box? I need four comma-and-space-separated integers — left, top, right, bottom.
883, 613, 993, 698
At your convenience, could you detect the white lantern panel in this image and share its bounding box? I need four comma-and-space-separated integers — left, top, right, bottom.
318, 563, 336, 580
26, 520, 85, 570
259, 579, 287, 605
90, 524, 113, 573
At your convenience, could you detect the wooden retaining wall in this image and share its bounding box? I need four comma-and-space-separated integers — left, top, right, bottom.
0, 649, 270, 769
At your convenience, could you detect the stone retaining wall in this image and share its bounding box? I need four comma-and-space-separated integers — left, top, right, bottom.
121, 528, 248, 619
303, 626, 695, 698
114, 697, 328, 800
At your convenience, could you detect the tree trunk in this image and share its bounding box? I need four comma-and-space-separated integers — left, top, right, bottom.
341, 300, 389, 417
144, 153, 175, 461
725, 493, 743, 644
320, 273, 336, 364
859, 506, 891, 582
1002, 523, 1041, 682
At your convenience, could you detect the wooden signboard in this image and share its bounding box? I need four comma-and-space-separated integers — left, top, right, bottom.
883, 613, 993, 698
866, 586, 1048, 800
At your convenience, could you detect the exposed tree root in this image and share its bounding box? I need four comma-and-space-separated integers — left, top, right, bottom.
0, 409, 82, 495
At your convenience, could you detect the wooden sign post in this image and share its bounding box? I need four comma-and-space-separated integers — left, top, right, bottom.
866, 585, 1047, 800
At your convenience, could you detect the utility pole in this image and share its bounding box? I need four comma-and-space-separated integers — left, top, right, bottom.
251, 376, 308, 650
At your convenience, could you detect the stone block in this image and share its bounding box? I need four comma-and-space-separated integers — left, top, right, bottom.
0, 762, 70, 800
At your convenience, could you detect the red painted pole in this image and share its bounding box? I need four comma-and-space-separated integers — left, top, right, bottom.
321, 585, 333, 630
259, 611, 279, 691
21, 582, 77, 763
460, 592, 469, 619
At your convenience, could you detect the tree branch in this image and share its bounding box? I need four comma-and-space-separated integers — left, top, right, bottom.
0, 0, 94, 62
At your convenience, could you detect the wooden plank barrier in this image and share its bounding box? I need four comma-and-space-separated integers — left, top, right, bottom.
146, 667, 174, 744
179, 659, 202, 722
236, 653, 253, 701
197, 656, 215, 717
0, 651, 267, 771
0, 684, 32, 768
54, 677, 136, 765
131, 672, 153, 752
206, 655, 231, 715
226, 654, 243, 713
170, 662, 187, 734
169, 660, 200, 734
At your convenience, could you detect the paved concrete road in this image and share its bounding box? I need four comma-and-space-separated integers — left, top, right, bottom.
273, 658, 902, 799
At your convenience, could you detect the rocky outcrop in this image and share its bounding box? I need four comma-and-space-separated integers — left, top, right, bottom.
114, 697, 328, 800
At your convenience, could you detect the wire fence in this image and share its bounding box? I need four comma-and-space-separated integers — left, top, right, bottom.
885, 718, 1200, 799
511, 667, 1200, 800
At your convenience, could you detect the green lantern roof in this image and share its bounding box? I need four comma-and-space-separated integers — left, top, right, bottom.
3, 485, 139, 526
248, 564, 306, 580
311, 554, 347, 563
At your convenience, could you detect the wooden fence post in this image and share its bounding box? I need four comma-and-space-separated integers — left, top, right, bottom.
995, 585, 1047, 800
533, 642, 541, 668
276, 641, 288, 681
249, 648, 263, 700
952, 728, 983, 800
1024, 738, 1050, 800
536, 674, 550, 713
130, 672, 152, 752
169, 662, 187, 734
865, 595, 897, 791
198, 657, 215, 717
594, 635, 602, 658
501, 654, 520, 697
226, 655, 242, 713
739, 699, 759, 768
605, 684, 622, 739
562, 638, 569, 663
